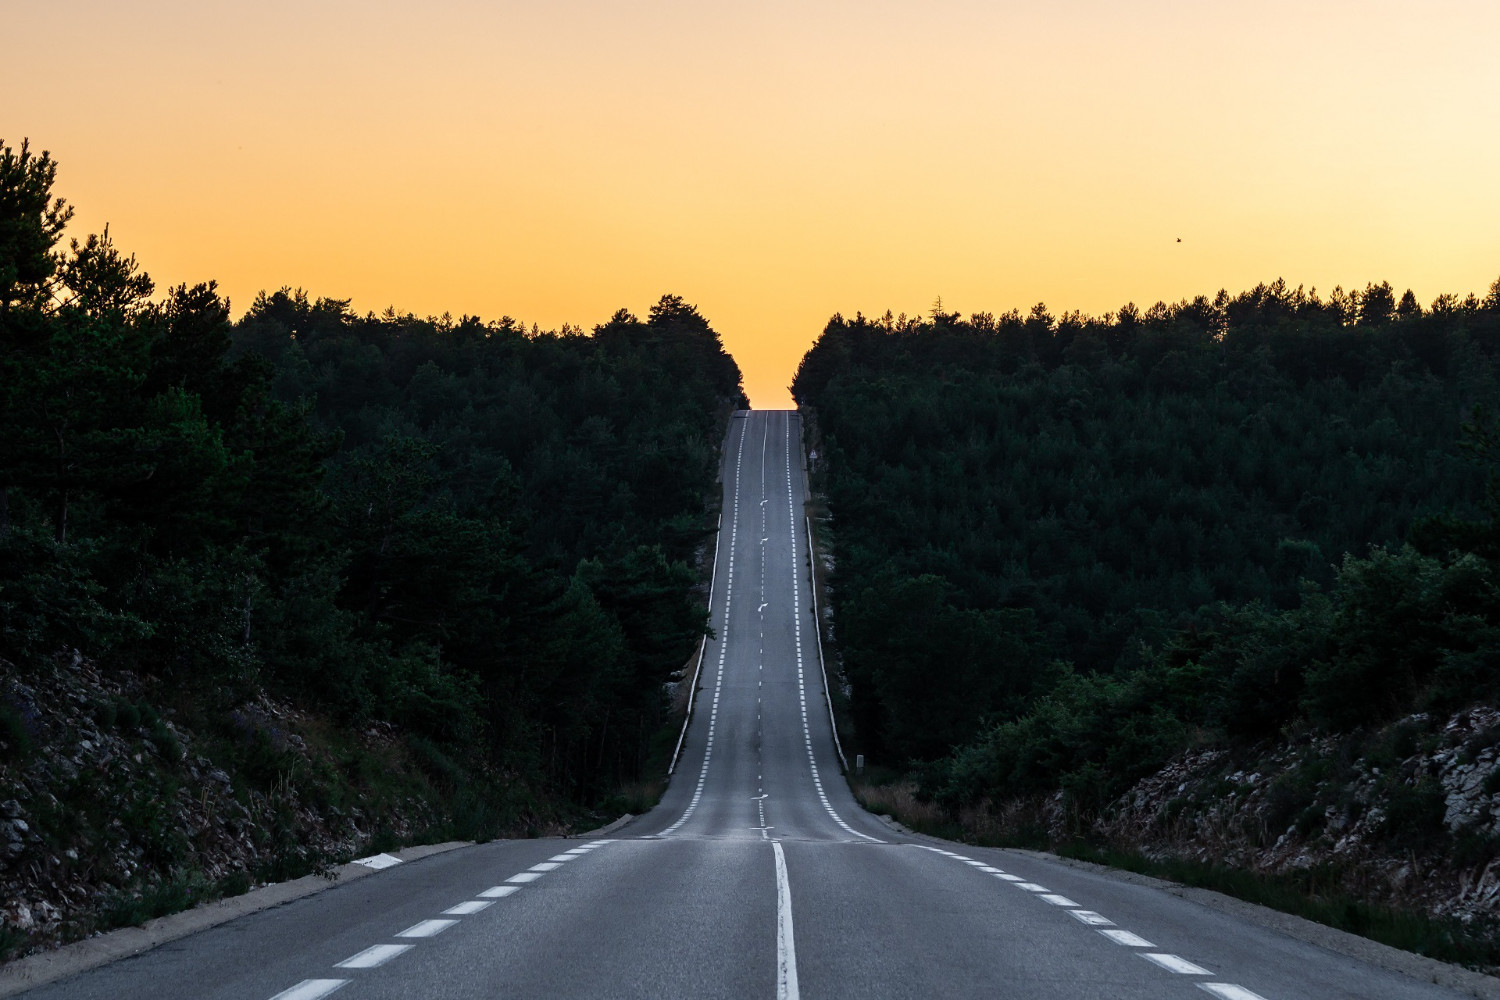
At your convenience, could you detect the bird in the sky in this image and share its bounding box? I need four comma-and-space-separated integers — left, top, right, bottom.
1176, 237, 1182, 243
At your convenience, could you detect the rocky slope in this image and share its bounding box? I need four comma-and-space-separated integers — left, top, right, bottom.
0, 651, 537, 961
1083, 706, 1500, 925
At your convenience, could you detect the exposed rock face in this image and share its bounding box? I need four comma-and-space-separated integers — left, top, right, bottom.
1082, 706, 1500, 924
0, 653, 442, 962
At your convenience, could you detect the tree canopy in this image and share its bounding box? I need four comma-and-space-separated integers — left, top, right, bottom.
1, 138, 746, 810
794, 282, 1500, 809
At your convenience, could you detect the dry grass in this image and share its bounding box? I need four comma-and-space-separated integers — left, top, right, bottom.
601, 778, 667, 818
849, 779, 950, 831
849, 777, 1053, 848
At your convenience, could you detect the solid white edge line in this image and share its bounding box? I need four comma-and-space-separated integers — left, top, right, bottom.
773, 841, 801, 1000
268, 980, 349, 1000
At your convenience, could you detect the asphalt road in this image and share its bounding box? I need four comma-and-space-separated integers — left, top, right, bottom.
16, 410, 1488, 1000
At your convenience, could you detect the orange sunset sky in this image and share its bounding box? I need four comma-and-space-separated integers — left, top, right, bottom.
7, 0, 1500, 408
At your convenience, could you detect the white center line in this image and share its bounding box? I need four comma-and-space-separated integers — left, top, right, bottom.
334, 944, 413, 969
269, 981, 349, 1000
505, 872, 543, 884
773, 841, 800, 1000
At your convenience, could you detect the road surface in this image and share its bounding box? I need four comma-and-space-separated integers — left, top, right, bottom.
14, 410, 1484, 1000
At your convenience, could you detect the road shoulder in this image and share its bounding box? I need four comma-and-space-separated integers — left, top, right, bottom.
0, 841, 471, 999
869, 814, 1500, 1000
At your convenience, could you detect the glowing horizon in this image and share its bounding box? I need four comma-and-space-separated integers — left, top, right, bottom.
8, 0, 1499, 408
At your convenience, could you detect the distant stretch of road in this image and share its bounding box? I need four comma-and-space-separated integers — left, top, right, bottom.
16, 410, 1481, 1000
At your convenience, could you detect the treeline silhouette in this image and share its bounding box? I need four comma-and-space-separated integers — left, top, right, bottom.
794, 279, 1500, 812
0, 140, 744, 817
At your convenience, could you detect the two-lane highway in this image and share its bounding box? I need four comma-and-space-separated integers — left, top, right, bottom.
632, 409, 883, 847
13, 410, 1486, 1000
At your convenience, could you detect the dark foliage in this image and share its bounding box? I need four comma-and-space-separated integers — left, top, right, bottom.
0, 140, 745, 807
793, 281, 1500, 813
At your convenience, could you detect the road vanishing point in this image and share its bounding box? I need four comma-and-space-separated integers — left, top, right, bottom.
11, 410, 1487, 1000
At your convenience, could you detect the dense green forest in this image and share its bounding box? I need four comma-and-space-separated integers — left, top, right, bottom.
794, 281, 1500, 811
0, 139, 744, 819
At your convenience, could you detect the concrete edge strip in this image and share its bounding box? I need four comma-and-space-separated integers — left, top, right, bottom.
573, 813, 634, 839
668, 414, 734, 777
667, 634, 709, 777
804, 516, 848, 774
0, 841, 472, 998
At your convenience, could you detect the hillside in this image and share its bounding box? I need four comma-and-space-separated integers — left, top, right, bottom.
796, 281, 1500, 961
0, 141, 744, 959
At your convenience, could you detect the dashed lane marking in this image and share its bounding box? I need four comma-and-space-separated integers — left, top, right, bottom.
917, 846, 1274, 998
1068, 910, 1115, 926
1099, 929, 1156, 947
396, 918, 458, 939
660, 416, 748, 837
442, 900, 494, 916
269, 981, 348, 1000
334, 944, 413, 969
1200, 985, 1270, 1000
267, 842, 619, 1000
1142, 953, 1214, 975
479, 885, 520, 898
781, 415, 882, 844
